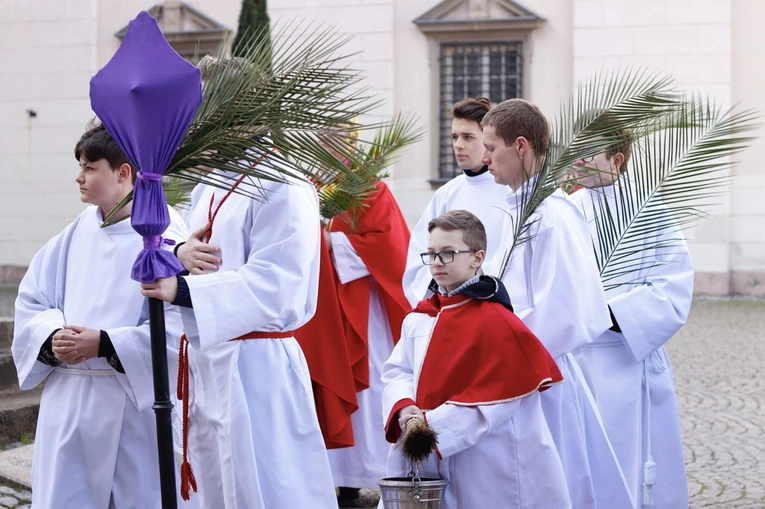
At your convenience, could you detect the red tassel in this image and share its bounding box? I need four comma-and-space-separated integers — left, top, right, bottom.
177, 334, 196, 500
180, 460, 197, 501
177, 335, 188, 399
176, 165, 266, 502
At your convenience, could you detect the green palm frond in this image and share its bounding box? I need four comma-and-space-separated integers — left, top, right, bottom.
496, 161, 556, 278
170, 21, 379, 187
317, 113, 422, 226
498, 67, 681, 278
591, 97, 759, 289
104, 20, 410, 224
162, 176, 194, 210
497, 67, 759, 286
548, 67, 682, 185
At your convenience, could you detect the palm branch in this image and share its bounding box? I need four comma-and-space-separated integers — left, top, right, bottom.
162, 175, 194, 210
104, 21, 414, 223
582, 97, 759, 290
316, 113, 422, 228
497, 67, 686, 278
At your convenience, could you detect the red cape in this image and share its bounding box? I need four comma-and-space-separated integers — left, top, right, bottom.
330, 181, 411, 392
294, 230, 359, 449
385, 293, 563, 443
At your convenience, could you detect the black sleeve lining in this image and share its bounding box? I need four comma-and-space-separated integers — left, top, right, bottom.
172, 275, 193, 308
609, 306, 622, 333
99, 330, 125, 374
37, 329, 62, 367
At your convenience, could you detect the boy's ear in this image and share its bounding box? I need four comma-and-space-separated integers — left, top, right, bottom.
612, 152, 625, 172
472, 249, 485, 267
516, 136, 530, 156
117, 163, 133, 183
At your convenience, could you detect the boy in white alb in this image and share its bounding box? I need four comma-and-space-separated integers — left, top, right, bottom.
482, 99, 634, 508
382, 210, 570, 509
142, 153, 338, 509
141, 56, 337, 508
569, 129, 692, 508
13, 124, 187, 509
404, 98, 507, 306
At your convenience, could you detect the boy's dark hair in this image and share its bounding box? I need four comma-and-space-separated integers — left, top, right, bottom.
482, 98, 550, 155
452, 97, 492, 125
74, 122, 136, 182
428, 210, 487, 253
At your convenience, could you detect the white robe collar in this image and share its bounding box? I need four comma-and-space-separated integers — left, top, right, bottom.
461, 169, 495, 186
503, 173, 542, 208
94, 207, 135, 236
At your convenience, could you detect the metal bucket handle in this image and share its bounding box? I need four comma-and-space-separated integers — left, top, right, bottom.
408, 465, 422, 503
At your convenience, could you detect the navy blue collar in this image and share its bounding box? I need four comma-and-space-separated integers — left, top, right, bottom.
427, 275, 513, 312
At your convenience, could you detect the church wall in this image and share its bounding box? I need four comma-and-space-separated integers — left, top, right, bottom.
570, 0, 765, 295
384, 0, 440, 223
268, 0, 396, 122
727, 0, 765, 295
0, 0, 99, 267
388, 0, 575, 229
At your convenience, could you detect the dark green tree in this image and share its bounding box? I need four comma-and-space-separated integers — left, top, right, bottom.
232, 0, 270, 60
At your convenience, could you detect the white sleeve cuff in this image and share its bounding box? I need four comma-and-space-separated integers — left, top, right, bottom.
329, 232, 371, 284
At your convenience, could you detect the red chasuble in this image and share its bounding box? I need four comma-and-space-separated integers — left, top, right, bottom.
385, 293, 563, 443
294, 229, 359, 449
330, 181, 412, 392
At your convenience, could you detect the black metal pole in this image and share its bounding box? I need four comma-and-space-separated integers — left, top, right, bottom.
148, 296, 178, 509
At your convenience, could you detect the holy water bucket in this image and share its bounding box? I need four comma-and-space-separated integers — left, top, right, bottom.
378, 476, 449, 509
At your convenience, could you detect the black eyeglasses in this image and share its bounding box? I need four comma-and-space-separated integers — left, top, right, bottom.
420, 250, 476, 265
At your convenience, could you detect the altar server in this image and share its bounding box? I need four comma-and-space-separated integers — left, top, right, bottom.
382, 210, 570, 509
14, 124, 187, 509
570, 129, 692, 508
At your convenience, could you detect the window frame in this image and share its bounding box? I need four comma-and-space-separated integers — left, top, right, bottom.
437, 39, 525, 180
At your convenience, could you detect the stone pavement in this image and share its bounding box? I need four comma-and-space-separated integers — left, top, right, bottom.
667, 298, 765, 509
0, 298, 762, 508
0, 485, 29, 508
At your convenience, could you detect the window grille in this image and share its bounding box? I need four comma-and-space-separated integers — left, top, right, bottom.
438, 41, 523, 179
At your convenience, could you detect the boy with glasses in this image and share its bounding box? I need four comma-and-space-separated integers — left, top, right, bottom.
569, 129, 693, 508
381, 209, 571, 509
403, 98, 508, 307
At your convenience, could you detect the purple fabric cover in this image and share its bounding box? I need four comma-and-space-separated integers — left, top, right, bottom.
90, 11, 202, 283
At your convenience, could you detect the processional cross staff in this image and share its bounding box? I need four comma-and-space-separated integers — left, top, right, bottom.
89, 12, 203, 508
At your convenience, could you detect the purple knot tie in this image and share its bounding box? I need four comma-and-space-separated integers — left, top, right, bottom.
137, 171, 163, 182
143, 235, 176, 251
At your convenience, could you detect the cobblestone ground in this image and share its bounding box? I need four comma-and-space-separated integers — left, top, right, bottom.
0, 298, 761, 508
667, 298, 765, 509
0, 485, 30, 508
